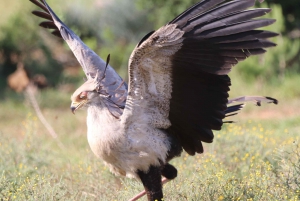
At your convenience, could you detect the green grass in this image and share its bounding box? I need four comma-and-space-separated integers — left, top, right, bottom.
1, 0, 299, 199
0, 90, 299, 200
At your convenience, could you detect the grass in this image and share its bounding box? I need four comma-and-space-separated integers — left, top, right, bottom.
0, 88, 299, 200
1, 0, 299, 199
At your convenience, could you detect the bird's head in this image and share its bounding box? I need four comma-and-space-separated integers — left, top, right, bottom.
70, 77, 100, 114
70, 55, 111, 114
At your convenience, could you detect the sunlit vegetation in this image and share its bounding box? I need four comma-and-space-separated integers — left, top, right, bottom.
0, 0, 299, 200
0, 101, 299, 200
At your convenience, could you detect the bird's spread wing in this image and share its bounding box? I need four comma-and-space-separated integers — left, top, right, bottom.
30, 0, 127, 118
122, 0, 278, 155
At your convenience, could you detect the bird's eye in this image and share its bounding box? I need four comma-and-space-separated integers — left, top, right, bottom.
79, 92, 88, 99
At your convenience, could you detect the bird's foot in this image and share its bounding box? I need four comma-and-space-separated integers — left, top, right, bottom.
128, 178, 169, 201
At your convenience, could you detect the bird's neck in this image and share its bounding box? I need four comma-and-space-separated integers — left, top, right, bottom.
86, 103, 122, 157
87, 103, 119, 129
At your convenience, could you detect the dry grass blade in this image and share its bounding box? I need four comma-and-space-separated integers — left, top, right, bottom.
25, 83, 66, 150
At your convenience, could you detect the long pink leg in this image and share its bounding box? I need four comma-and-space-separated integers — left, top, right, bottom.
128, 178, 169, 201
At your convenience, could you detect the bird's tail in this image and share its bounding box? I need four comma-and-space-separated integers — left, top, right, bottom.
224, 96, 278, 123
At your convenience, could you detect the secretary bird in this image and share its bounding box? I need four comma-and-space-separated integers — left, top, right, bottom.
30, 0, 278, 200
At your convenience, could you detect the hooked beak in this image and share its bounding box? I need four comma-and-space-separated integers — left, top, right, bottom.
70, 101, 86, 114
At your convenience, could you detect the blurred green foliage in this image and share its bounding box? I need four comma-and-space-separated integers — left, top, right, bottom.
267, 0, 300, 32
0, 1, 64, 91
0, 0, 299, 96
137, 0, 300, 83
0, 101, 299, 200
235, 3, 300, 82
136, 0, 198, 28
137, 0, 300, 32
58, 0, 152, 79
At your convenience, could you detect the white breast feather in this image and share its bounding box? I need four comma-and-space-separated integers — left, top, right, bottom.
87, 25, 184, 179
87, 104, 170, 178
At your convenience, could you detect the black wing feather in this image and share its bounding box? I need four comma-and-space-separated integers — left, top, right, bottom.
169, 0, 226, 26
29, 0, 49, 12
194, 19, 276, 37
208, 30, 278, 43
30, 0, 62, 38
164, 0, 277, 155
32, 11, 53, 21
182, 0, 256, 31
39, 21, 57, 29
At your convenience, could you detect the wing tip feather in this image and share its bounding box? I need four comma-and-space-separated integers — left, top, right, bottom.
265, 96, 278, 105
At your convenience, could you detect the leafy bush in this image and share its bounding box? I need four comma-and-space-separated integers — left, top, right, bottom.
236, 3, 300, 82
0, 4, 64, 90
0, 109, 299, 200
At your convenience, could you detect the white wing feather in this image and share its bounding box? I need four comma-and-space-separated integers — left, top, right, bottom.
121, 24, 184, 129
